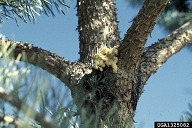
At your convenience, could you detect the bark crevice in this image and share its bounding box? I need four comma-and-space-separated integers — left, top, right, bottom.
1, 0, 192, 128
77, 0, 121, 65
0, 39, 92, 92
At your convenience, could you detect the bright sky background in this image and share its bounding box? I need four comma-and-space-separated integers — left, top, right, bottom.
0, 0, 192, 128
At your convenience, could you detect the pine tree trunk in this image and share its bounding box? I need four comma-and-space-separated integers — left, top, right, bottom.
77, 0, 121, 65
75, 0, 169, 127
3, 0, 192, 128
76, 0, 135, 127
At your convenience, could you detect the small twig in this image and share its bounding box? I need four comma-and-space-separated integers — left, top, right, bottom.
0, 87, 56, 128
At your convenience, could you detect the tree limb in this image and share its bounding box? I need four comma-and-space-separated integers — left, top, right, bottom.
118, 0, 169, 71
136, 19, 192, 98
0, 40, 92, 91
0, 39, 93, 127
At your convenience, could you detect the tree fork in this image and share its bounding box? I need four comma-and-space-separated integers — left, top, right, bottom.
118, 0, 169, 70
1, 0, 192, 128
76, 0, 170, 127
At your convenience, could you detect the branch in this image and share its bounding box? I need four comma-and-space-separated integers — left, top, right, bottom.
0, 87, 54, 128
118, 0, 169, 71
0, 0, 5, 5
138, 19, 192, 87
0, 40, 93, 127
0, 40, 92, 91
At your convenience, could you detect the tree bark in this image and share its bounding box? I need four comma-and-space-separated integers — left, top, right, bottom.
139, 20, 192, 86
0, 40, 92, 91
1, 0, 192, 128
77, 0, 121, 65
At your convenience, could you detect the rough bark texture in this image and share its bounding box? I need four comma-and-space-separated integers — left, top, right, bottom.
135, 20, 192, 110
0, 40, 92, 91
75, 0, 169, 127
1, 0, 192, 128
77, 0, 121, 65
119, 0, 169, 69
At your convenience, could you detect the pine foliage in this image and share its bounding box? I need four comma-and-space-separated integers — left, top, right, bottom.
0, 0, 70, 23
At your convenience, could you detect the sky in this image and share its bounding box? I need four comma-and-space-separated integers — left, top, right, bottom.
0, 0, 192, 128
